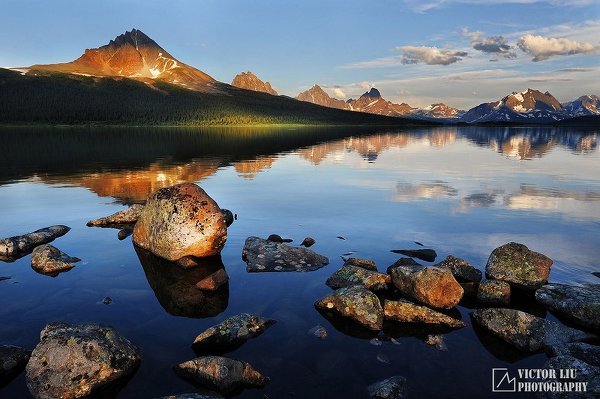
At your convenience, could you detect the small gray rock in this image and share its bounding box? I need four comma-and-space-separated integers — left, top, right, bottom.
192, 313, 276, 348
242, 236, 328, 272
30, 244, 80, 275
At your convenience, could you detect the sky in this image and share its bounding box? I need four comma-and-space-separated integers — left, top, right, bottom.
1, 0, 599, 109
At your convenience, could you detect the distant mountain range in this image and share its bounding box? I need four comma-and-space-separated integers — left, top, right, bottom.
3, 28, 598, 126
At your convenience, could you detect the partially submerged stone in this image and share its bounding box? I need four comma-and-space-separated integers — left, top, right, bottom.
470, 308, 589, 352
386, 257, 421, 274
535, 284, 600, 333
326, 265, 390, 291
0, 345, 30, 382
26, 323, 141, 399
424, 334, 448, 351
477, 280, 511, 306
315, 286, 384, 331
435, 255, 482, 282
221, 209, 234, 227
368, 375, 407, 399
242, 236, 328, 272
174, 356, 268, 395
300, 237, 316, 247
383, 299, 466, 329
86, 204, 145, 227
267, 234, 292, 243
548, 342, 600, 367
133, 183, 227, 261
118, 227, 134, 240
485, 242, 552, 290
343, 258, 378, 271
30, 244, 80, 276
543, 356, 600, 398
391, 248, 437, 262
192, 314, 276, 348
307, 325, 328, 340
0, 225, 70, 261
389, 264, 463, 309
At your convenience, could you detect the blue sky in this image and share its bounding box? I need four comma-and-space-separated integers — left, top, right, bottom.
1, 0, 599, 108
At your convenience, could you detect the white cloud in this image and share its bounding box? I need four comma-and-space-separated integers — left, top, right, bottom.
332, 87, 345, 98
517, 34, 597, 61
463, 28, 517, 58
397, 46, 468, 65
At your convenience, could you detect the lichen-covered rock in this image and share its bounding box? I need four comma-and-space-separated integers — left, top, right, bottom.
195, 268, 229, 291
174, 356, 268, 395
477, 280, 511, 306
86, 204, 145, 227
192, 314, 276, 348
26, 323, 141, 399
383, 300, 466, 328
133, 183, 227, 261
343, 258, 378, 271
242, 236, 328, 272
389, 265, 463, 309
435, 255, 482, 282
485, 242, 552, 290
470, 308, 589, 352
326, 265, 390, 291
0, 225, 70, 261
548, 343, 600, 367
30, 244, 80, 276
314, 286, 384, 330
391, 248, 437, 262
368, 375, 407, 399
543, 356, 600, 398
535, 284, 600, 333
0, 345, 30, 382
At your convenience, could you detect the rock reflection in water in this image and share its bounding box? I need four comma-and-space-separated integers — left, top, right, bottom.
134, 246, 229, 318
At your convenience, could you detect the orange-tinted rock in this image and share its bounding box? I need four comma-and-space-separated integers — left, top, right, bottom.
389, 265, 463, 309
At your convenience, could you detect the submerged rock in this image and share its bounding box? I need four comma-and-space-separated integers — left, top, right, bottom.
315, 286, 384, 331
307, 325, 328, 340
383, 300, 466, 329
221, 209, 234, 227
535, 284, 600, 333
326, 265, 390, 291
0, 225, 70, 261
86, 204, 145, 227
435, 255, 482, 282
0, 345, 30, 382
548, 342, 600, 367
543, 356, 600, 398
300, 237, 316, 247
389, 264, 463, 309
267, 234, 292, 243
174, 356, 268, 395
242, 236, 328, 272
133, 183, 227, 261
470, 308, 589, 352
192, 314, 276, 349
30, 244, 80, 276
343, 258, 378, 271
368, 375, 407, 399
26, 322, 141, 399
477, 280, 511, 306
485, 242, 552, 290
391, 248, 437, 262
0, 276, 11, 282
424, 334, 448, 351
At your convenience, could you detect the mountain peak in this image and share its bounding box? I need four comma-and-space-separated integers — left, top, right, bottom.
362, 88, 381, 99
231, 71, 277, 95
109, 29, 157, 49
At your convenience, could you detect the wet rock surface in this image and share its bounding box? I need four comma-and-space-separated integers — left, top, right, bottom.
435, 255, 482, 282
86, 204, 145, 227
221, 209, 234, 227
368, 375, 407, 399
192, 314, 276, 349
485, 242, 553, 290
117, 227, 134, 240
30, 244, 80, 276
266, 234, 292, 243
326, 265, 390, 291
300, 237, 316, 247
391, 248, 437, 262
470, 308, 589, 352
477, 280, 511, 306
389, 265, 463, 309
548, 342, 600, 367
174, 356, 269, 395
315, 286, 384, 330
343, 257, 378, 271
26, 322, 141, 399
0, 225, 70, 261
383, 299, 466, 328
543, 356, 600, 398
242, 236, 329, 272
133, 183, 228, 261
535, 284, 600, 332
0, 345, 30, 382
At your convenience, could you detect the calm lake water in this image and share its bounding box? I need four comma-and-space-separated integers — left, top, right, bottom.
0, 126, 599, 398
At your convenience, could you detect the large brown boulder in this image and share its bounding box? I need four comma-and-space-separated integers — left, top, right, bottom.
389, 265, 463, 309
485, 242, 552, 290
133, 183, 227, 261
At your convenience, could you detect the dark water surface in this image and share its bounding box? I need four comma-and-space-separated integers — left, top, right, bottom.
0, 126, 599, 398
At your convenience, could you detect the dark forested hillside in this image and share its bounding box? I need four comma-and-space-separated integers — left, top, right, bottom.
0, 69, 432, 126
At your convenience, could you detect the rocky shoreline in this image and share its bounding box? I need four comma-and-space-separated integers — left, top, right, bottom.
1, 182, 599, 398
